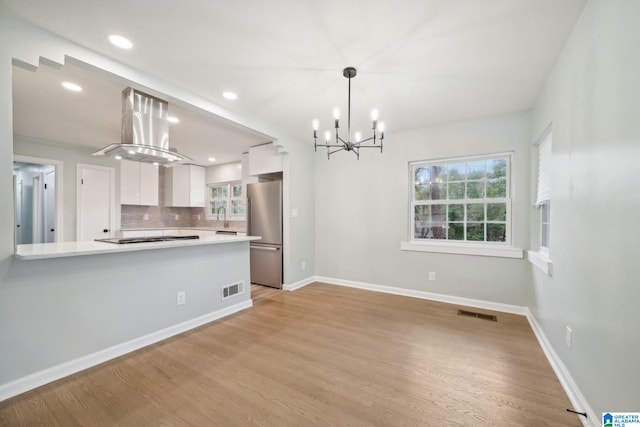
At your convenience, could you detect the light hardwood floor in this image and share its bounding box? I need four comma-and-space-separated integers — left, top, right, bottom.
0, 282, 581, 426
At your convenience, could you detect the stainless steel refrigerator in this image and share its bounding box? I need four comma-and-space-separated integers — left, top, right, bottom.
247, 181, 283, 288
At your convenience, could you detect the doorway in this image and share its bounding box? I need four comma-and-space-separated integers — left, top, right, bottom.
13, 157, 63, 244
77, 164, 116, 241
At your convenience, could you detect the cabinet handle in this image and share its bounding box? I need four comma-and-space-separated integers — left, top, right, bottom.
103, 229, 109, 233
250, 246, 280, 251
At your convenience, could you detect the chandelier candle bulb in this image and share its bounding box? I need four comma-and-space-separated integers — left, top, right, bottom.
324, 130, 331, 142
312, 119, 319, 139
371, 109, 379, 121
355, 132, 362, 142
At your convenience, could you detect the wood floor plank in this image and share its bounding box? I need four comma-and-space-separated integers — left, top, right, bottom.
0, 282, 581, 426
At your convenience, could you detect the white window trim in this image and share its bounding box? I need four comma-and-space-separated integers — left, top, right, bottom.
207, 184, 228, 220
402, 241, 523, 258
527, 249, 553, 275
528, 126, 553, 274
404, 152, 523, 258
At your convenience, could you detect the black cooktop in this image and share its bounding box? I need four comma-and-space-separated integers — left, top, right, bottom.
95, 235, 200, 244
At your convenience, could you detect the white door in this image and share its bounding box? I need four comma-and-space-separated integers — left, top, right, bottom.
78, 165, 115, 241
32, 174, 42, 243
14, 176, 24, 245
44, 169, 56, 243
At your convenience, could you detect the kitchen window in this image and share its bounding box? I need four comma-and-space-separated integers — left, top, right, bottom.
402, 153, 522, 258
208, 182, 245, 220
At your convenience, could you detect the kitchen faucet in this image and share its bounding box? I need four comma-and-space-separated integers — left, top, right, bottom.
216, 206, 229, 228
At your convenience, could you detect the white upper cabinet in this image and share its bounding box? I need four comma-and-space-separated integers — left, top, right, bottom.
120, 160, 159, 206
248, 143, 283, 175
165, 165, 205, 207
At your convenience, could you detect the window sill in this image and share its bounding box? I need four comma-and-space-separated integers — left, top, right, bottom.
401, 241, 524, 259
527, 250, 553, 276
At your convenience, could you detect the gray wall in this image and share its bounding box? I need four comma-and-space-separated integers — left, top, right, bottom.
1, 243, 251, 384
315, 112, 532, 305
529, 0, 640, 414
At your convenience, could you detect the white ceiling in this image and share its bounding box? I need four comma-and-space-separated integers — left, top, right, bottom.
5, 0, 586, 162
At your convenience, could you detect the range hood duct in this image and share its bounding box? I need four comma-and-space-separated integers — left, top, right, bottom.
93, 87, 191, 164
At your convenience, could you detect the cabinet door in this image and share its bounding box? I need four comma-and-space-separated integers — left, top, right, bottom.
189, 166, 205, 207
120, 160, 140, 205
138, 163, 159, 205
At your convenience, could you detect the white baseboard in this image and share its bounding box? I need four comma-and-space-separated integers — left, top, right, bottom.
314, 276, 527, 315
282, 275, 316, 291
525, 308, 598, 427
0, 299, 253, 403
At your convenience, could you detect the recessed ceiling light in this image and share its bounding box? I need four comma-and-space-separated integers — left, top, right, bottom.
223, 91, 237, 100
62, 81, 82, 92
208, 157, 216, 162
114, 155, 122, 160
167, 116, 180, 123
108, 34, 133, 49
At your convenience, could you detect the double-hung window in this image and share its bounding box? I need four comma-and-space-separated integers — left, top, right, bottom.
529, 128, 553, 274
403, 153, 522, 258
208, 182, 245, 220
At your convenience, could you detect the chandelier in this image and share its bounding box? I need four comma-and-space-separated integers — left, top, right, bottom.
313, 67, 385, 159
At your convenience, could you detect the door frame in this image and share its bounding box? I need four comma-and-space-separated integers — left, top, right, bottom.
13, 155, 64, 243
77, 163, 116, 241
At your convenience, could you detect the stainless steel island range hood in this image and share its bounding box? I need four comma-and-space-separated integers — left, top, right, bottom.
93, 87, 191, 164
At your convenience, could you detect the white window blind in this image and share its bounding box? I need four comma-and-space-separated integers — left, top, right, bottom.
535, 132, 552, 206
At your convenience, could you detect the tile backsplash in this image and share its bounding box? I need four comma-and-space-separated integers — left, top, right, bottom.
121, 167, 246, 231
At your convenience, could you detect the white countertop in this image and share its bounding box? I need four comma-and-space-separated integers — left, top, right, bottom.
15, 234, 262, 261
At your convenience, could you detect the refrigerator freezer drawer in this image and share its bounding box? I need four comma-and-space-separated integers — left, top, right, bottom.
250, 245, 282, 289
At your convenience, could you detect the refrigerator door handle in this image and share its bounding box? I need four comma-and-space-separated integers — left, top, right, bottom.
250, 245, 280, 251
246, 197, 251, 236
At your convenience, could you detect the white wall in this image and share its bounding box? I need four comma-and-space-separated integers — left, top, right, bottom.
315, 112, 531, 305
529, 0, 640, 416
205, 161, 242, 184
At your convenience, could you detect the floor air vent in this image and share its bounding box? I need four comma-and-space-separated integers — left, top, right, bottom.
222, 281, 245, 300
457, 309, 497, 322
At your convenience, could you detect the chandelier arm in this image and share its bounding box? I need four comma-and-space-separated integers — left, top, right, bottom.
316, 143, 347, 148
328, 147, 346, 158
353, 136, 375, 145
336, 135, 349, 145
356, 145, 383, 149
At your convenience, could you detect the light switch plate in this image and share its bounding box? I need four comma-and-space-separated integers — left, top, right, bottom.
292, 209, 299, 218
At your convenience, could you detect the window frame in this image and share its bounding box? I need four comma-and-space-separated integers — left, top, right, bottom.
527, 126, 553, 275
402, 152, 523, 259
207, 182, 245, 220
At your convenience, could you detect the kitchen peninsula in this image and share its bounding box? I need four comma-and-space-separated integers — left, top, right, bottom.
15, 233, 258, 260
5, 233, 260, 400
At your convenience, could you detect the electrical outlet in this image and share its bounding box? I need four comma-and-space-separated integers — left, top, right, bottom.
174, 214, 180, 220
177, 291, 186, 306
197, 214, 201, 220
143, 214, 149, 221
428, 272, 436, 281
566, 326, 572, 350
301, 261, 306, 270
292, 209, 299, 218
